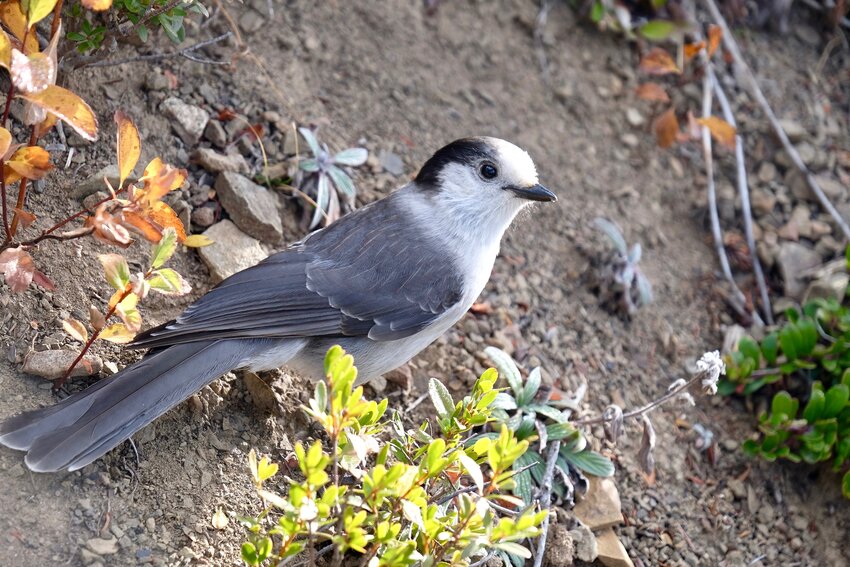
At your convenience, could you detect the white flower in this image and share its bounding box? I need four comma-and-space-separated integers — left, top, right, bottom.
696, 351, 726, 395
298, 498, 318, 522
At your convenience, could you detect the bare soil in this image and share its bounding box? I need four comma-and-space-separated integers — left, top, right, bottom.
1, 1, 848, 566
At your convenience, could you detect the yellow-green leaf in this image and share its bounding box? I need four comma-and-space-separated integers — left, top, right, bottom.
183, 234, 214, 248
21, 0, 59, 27
99, 323, 135, 344
114, 110, 140, 188
98, 253, 130, 290
19, 85, 98, 142
62, 318, 88, 343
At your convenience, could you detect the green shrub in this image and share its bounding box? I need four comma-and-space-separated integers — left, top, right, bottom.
723, 248, 850, 498
240, 346, 547, 566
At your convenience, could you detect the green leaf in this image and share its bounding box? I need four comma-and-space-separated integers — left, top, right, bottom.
771, 391, 799, 420
639, 20, 679, 41
843, 471, 850, 499
147, 268, 191, 295
823, 384, 849, 419
485, 346, 524, 399
298, 127, 321, 157
590, 1, 605, 23
151, 227, 178, 269
327, 165, 356, 198
333, 147, 368, 166
428, 378, 454, 419
779, 324, 801, 361
98, 254, 130, 290
525, 403, 567, 423
739, 337, 761, 366
761, 332, 779, 365
520, 367, 542, 406
562, 449, 615, 477
803, 388, 825, 422
546, 422, 579, 441
458, 451, 484, 493
241, 542, 259, 565
494, 542, 532, 559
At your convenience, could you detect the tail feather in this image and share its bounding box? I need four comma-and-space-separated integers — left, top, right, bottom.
0, 339, 260, 472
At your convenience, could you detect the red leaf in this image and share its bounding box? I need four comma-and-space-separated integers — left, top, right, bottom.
638, 48, 680, 76
0, 247, 34, 292
635, 82, 670, 103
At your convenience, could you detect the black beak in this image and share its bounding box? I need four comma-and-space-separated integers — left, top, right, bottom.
509, 183, 557, 202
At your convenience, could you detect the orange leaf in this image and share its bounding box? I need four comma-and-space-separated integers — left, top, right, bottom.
19, 85, 98, 142
139, 158, 187, 204
638, 47, 680, 76
697, 116, 737, 150
5, 146, 52, 181
62, 318, 89, 343
114, 110, 140, 188
635, 82, 670, 103
11, 207, 36, 229
85, 205, 134, 248
100, 323, 136, 344
10, 49, 53, 93
0, 2, 39, 54
0, 127, 11, 156
147, 201, 187, 242
683, 41, 705, 61
653, 108, 679, 149
121, 211, 165, 243
707, 25, 722, 57
0, 247, 35, 292
82, 0, 112, 10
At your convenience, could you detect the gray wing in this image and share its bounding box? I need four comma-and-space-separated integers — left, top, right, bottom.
131, 195, 463, 349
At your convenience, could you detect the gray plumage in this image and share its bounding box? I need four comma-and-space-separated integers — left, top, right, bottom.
0, 137, 555, 472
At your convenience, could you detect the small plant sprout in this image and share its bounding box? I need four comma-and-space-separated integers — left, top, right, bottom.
592, 217, 653, 316
484, 347, 614, 508
296, 127, 368, 229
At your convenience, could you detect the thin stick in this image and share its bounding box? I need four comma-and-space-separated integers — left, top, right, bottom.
0, 170, 10, 242
703, 0, 850, 242
574, 370, 705, 426
709, 71, 774, 324
699, 60, 757, 323
531, 440, 561, 567
86, 32, 233, 68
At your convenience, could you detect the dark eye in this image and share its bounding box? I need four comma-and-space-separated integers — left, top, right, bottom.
479, 162, 498, 180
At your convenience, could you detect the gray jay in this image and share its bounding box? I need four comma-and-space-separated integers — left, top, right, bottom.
0, 137, 555, 472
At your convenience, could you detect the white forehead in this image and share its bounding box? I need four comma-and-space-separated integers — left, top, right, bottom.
486, 138, 538, 186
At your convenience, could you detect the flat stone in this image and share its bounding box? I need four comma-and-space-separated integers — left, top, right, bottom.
778, 119, 808, 143
573, 476, 622, 530
777, 242, 822, 300
378, 150, 405, 176
804, 272, 849, 303
70, 165, 135, 199
192, 148, 249, 174
198, 220, 268, 283
161, 97, 209, 146
596, 528, 634, 567
85, 537, 119, 555
22, 350, 102, 379
215, 172, 283, 242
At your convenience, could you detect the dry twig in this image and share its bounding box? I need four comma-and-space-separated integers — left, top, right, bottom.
703, 0, 850, 242
531, 440, 561, 567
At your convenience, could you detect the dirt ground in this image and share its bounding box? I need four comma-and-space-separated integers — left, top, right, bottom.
1, 1, 849, 566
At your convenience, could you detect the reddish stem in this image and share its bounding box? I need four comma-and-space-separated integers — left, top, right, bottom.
0, 164, 10, 242
9, 128, 38, 236
53, 286, 132, 392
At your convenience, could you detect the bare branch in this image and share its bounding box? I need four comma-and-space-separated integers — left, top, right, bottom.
85, 33, 233, 69
531, 440, 561, 567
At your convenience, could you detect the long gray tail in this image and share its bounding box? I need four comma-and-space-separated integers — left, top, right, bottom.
0, 339, 260, 473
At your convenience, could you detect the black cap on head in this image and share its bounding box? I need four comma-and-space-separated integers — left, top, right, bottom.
415, 138, 494, 188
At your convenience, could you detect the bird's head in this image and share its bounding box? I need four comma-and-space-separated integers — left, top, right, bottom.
413, 137, 556, 218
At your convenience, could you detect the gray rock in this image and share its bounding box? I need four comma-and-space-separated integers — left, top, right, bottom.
620, 133, 639, 148
192, 148, 249, 174
625, 107, 644, 127
239, 9, 264, 33
804, 272, 849, 303
71, 165, 133, 199
778, 119, 808, 143
198, 220, 268, 283
23, 350, 102, 379
757, 161, 777, 183
191, 205, 216, 228
82, 191, 109, 211
215, 172, 283, 242
204, 120, 228, 148
750, 189, 776, 215
378, 150, 405, 176
161, 97, 209, 146
570, 523, 598, 562
86, 537, 119, 555
144, 72, 170, 92
777, 242, 822, 300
